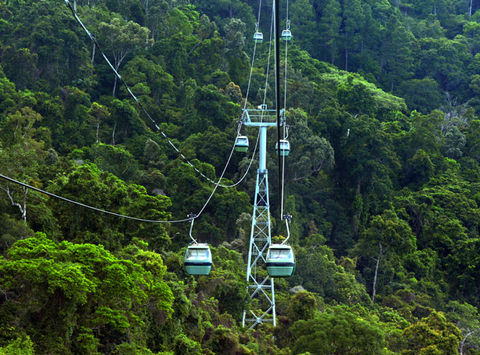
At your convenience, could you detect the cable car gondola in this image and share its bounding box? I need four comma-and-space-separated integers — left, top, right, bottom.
266, 216, 295, 277
266, 244, 295, 277
235, 135, 249, 152
281, 29, 292, 41
253, 31, 264, 43
275, 139, 290, 156
183, 215, 212, 275
184, 243, 212, 275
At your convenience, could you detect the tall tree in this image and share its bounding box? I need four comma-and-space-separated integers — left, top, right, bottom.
0, 235, 174, 353
97, 17, 151, 96
353, 209, 416, 303
0, 107, 46, 223
342, 0, 365, 71
319, 0, 342, 65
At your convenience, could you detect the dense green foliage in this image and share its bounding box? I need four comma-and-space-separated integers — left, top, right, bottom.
1, 0, 480, 353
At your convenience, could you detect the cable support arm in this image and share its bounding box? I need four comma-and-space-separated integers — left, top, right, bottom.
281, 214, 292, 244
188, 213, 198, 243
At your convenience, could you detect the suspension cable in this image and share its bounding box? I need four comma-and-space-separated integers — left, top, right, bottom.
243, 0, 262, 111
280, 0, 290, 218
0, 132, 234, 225
219, 0, 275, 188
63, 0, 253, 189
262, 6, 275, 110
274, 0, 283, 217
0, 172, 190, 223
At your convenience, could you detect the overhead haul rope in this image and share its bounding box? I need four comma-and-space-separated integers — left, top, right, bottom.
274, 0, 283, 217
224, 0, 273, 189
0, 128, 234, 223
219, 0, 263, 189
0, 173, 190, 223
63, 0, 253, 189
280, 0, 290, 218
243, 0, 262, 112
262, 7, 275, 111
214, 0, 275, 190
0, 136, 234, 224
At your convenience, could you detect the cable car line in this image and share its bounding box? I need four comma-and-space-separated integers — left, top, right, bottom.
0, 135, 232, 225
62, 0, 297, 285
280, 0, 290, 218
231, 0, 277, 189
63, 0, 255, 190
274, 0, 283, 216
0, 172, 190, 223
245, 0, 262, 108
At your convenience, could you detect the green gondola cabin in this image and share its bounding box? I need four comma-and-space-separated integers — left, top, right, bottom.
235, 136, 249, 152
266, 244, 295, 277
184, 243, 212, 275
275, 139, 290, 156
253, 31, 264, 43
281, 29, 292, 41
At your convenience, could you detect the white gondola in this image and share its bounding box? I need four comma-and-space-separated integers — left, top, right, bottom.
275, 139, 290, 156
235, 135, 249, 152
266, 244, 295, 277
184, 216, 212, 275
281, 29, 292, 41
253, 31, 264, 43
184, 243, 212, 275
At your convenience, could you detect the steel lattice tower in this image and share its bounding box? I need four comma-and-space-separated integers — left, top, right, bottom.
242, 108, 284, 328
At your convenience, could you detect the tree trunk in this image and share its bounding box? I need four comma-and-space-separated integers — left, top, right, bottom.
469, 0, 473, 17
345, 48, 349, 71
460, 331, 473, 354
22, 187, 27, 223
112, 121, 117, 145
372, 242, 383, 303
3, 185, 27, 223
91, 43, 96, 65
96, 121, 100, 143
352, 181, 361, 236
112, 74, 118, 97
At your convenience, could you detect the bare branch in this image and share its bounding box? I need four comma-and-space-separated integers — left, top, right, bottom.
3, 185, 25, 218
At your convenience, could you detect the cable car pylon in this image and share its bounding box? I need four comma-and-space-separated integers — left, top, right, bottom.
241, 107, 286, 329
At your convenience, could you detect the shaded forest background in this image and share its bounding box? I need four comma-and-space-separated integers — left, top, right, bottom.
1, 0, 480, 353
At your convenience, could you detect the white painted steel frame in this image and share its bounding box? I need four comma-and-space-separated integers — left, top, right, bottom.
242, 108, 283, 329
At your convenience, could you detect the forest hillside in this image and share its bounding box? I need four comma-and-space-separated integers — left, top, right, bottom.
0, 0, 480, 354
